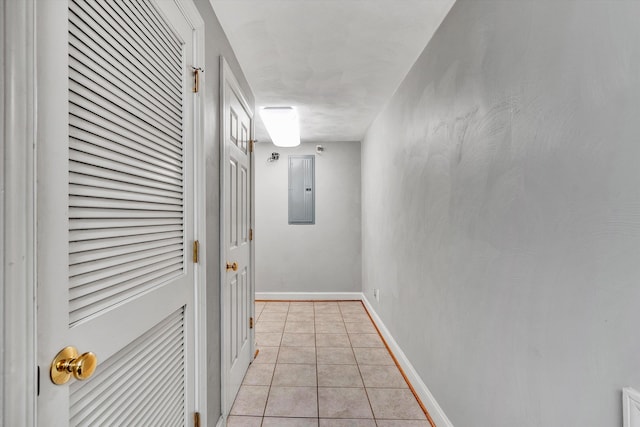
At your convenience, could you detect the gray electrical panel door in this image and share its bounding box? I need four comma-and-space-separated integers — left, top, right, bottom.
288, 155, 315, 224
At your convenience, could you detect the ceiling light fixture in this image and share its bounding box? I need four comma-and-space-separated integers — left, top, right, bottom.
259, 107, 300, 147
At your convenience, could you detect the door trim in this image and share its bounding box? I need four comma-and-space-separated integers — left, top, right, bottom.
175, 0, 208, 424
1, 0, 37, 425
219, 55, 255, 418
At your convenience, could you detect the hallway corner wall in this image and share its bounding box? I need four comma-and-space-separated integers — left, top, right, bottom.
255, 141, 361, 294
361, 1, 640, 426
193, 0, 255, 424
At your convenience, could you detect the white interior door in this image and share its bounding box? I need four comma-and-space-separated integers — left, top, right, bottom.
221, 58, 254, 415
36, 0, 202, 425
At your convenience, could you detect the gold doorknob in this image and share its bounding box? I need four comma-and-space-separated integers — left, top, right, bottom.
226, 261, 238, 271
50, 346, 98, 385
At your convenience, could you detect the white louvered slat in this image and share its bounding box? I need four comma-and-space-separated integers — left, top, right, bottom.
70, 150, 182, 187
69, 60, 182, 141
69, 195, 182, 212
68, 0, 185, 325
70, 86, 182, 152
70, 250, 183, 288
97, 1, 182, 80
69, 1, 182, 100
131, 0, 182, 57
69, 309, 185, 427
68, 35, 182, 122
69, 174, 182, 201
69, 237, 183, 265
69, 207, 183, 219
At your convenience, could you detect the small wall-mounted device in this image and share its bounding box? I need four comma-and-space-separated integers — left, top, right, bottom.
315, 145, 325, 154
267, 152, 280, 162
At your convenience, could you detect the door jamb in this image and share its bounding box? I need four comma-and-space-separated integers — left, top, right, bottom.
174, 0, 207, 424
219, 56, 255, 418
1, 0, 37, 425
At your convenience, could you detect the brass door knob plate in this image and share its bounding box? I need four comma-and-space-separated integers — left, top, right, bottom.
50, 346, 98, 385
226, 261, 238, 272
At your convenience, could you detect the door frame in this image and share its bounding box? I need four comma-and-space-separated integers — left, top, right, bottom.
219, 56, 255, 418
179, 0, 208, 423
1, 0, 37, 425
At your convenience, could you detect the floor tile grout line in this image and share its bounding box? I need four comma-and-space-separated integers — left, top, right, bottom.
261, 303, 287, 423
341, 302, 377, 424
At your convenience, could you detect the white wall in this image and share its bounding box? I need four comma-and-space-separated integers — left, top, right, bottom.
362, 2, 640, 426
255, 141, 361, 293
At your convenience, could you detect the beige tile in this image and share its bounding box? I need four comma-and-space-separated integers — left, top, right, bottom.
281, 332, 316, 347
345, 322, 377, 334
256, 321, 285, 333
374, 421, 431, 427
315, 313, 343, 322
272, 363, 317, 386
226, 416, 263, 427
253, 347, 279, 364
287, 311, 315, 322
277, 346, 316, 364
314, 305, 340, 314
259, 311, 288, 322
358, 365, 408, 388
316, 347, 356, 365
262, 302, 290, 312
256, 332, 282, 347
229, 386, 269, 416
262, 417, 318, 427
284, 321, 315, 333
317, 364, 363, 387
287, 302, 314, 312
339, 305, 366, 314
242, 363, 275, 386
348, 333, 384, 348
366, 388, 426, 420
341, 312, 371, 322
265, 386, 318, 417
353, 348, 395, 365
319, 419, 376, 427
338, 301, 363, 308
316, 334, 351, 348
315, 322, 346, 334
314, 302, 339, 307
318, 387, 373, 419
254, 303, 265, 315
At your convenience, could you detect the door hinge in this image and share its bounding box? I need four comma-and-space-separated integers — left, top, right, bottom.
249, 317, 254, 329
193, 240, 199, 263
249, 139, 255, 153
192, 67, 204, 93
249, 228, 253, 241
194, 411, 201, 427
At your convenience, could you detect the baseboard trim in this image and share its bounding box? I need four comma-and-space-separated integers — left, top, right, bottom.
216, 415, 224, 427
255, 292, 363, 301
362, 295, 454, 427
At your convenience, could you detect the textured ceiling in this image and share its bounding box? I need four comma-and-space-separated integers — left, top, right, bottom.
211, 0, 455, 143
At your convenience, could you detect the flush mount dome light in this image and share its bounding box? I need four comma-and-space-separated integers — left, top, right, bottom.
259, 107, 300, 147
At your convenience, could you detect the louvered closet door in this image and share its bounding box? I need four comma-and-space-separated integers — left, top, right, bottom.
36, 1, 200, 426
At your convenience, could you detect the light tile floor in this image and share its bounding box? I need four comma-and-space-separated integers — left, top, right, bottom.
227, 301, 430, 427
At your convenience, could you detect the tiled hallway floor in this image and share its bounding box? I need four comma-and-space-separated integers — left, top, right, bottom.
227, 301, 431, 427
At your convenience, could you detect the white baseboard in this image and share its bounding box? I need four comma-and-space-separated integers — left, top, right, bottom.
216, 415, 224, 427
255, 291, 363, 301
362, 295, 454, 427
